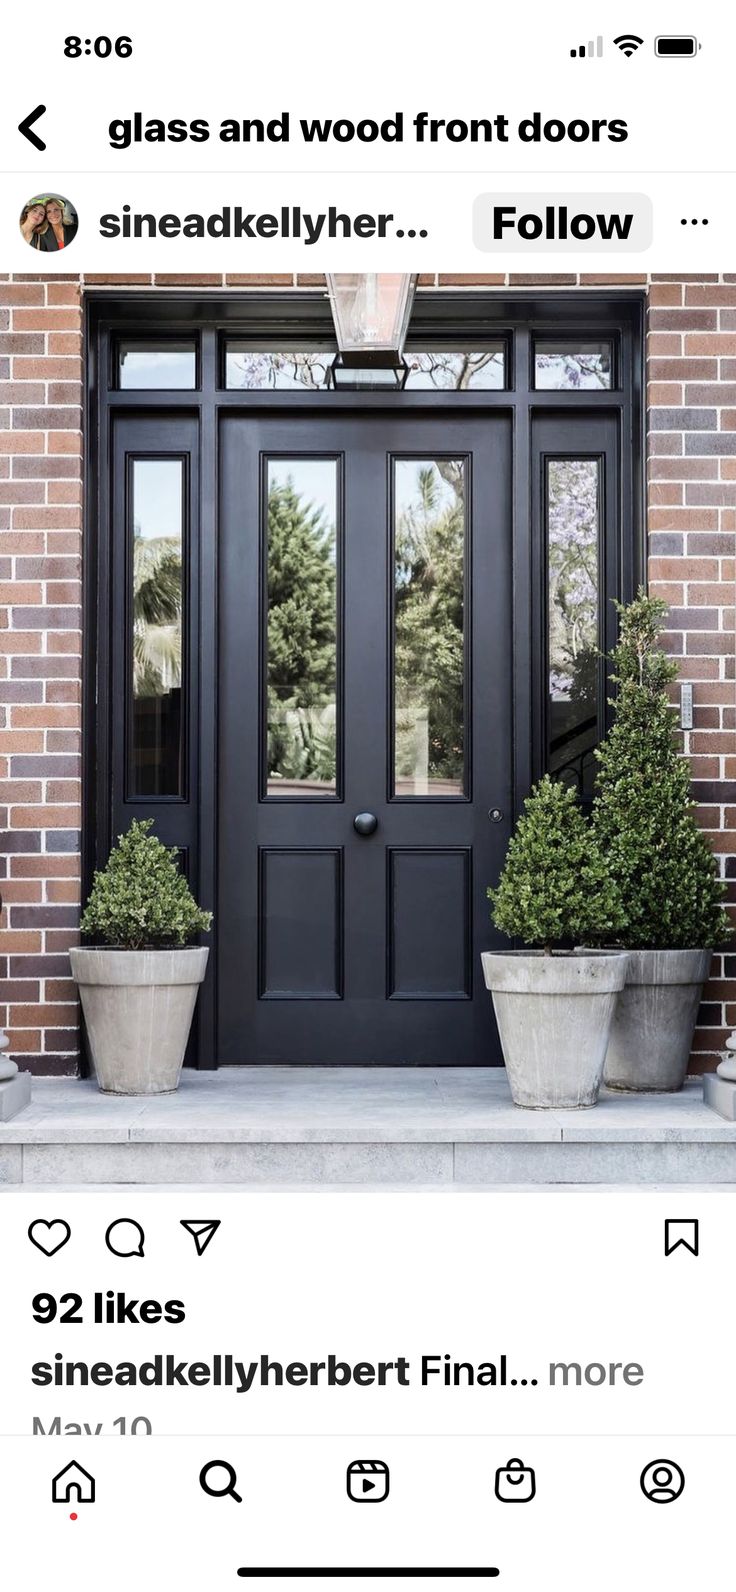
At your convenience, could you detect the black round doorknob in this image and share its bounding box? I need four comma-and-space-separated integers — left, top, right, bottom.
353, 812, 378, 836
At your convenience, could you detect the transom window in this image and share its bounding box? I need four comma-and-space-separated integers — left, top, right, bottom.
117, 339, 197, 389
113, 333, 622, 395
222, 344, 508, 391
534, 337, 614, 389
115, 336, 511, 392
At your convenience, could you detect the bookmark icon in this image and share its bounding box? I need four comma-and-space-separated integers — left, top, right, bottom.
664, 1218, 699, 1257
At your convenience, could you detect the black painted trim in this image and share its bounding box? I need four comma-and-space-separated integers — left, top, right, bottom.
85, 289, 645, 1068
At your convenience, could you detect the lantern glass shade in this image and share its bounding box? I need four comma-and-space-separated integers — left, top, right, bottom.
326, 274, 417, 355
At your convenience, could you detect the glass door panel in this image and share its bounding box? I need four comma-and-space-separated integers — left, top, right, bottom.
393, 458, 467, 798
264, 458, 339, 797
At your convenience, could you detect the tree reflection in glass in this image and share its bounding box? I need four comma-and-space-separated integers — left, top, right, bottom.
225, 347, 506, 392
535, 342, 612, 390
547, 458, 600, 797
131, 459, 184, 797
266, 460, 338, 795
404, 349, 505, 389
226, 350, 333, 389
394, 459, 465, 796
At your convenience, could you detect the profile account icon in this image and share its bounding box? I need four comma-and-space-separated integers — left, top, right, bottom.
52, 1460, 96, 1504
640, 1459, 685, 1504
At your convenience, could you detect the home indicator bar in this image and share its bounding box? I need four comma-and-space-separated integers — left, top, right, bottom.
237, 1573, 501, 1581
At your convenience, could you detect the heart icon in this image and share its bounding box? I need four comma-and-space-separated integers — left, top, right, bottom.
28, 1219, 71, 1257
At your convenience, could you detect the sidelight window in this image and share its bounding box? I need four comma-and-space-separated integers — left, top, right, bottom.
129, 458, 186, 797
546, 457, 601, 798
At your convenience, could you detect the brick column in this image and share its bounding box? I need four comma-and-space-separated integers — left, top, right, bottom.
647, 275, 736, 1071
0, 277, 83, 1074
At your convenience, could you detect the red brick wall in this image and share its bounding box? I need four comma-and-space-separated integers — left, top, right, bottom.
0, 270, 733, 1075
646, 276, 736, 1070
0, 275, 83, 1074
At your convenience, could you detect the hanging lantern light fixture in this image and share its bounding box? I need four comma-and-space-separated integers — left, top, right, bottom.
326, 274, 417, 389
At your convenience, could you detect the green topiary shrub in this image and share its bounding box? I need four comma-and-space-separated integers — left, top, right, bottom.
80, 819, 212, 950
488, 774, 625, 953
592, 590, 730, 950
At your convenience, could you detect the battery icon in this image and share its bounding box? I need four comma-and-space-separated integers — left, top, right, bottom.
654, 35, 700, 56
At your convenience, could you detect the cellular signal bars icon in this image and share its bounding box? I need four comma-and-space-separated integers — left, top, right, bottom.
571, 36, 603, 57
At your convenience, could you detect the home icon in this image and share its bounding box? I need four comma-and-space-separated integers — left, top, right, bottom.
52, 1460, 96, 1505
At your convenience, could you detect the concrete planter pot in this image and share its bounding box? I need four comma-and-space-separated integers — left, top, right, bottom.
602, 948, 711, 1093
481, 950, 629, 1109
70, 946, 209, 1095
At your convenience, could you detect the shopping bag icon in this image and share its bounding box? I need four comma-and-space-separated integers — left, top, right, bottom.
494, 1457, 536, 1502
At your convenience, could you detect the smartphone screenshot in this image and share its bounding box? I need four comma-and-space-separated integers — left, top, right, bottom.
1, 3, 735, 1587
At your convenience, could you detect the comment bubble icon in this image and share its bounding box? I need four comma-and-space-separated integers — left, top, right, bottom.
105, 1218, 145, 1258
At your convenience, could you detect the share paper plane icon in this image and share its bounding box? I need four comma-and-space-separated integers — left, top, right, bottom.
180, 1219, 221, 1256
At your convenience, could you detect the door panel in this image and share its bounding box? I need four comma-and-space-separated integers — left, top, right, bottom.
259, 848, 343, 999
388, 848, 471, 999
218, 413, 512, 1064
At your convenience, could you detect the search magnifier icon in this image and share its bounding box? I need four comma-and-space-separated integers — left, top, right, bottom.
199, 1460, 242, 1503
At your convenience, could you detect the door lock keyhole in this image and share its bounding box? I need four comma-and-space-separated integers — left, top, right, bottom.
488, 807, 504, 823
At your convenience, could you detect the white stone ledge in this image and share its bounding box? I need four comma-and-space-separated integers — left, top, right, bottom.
1, 1140, 735, 1186
1, 1071, 735, 1144
0, 1070, 734, 1185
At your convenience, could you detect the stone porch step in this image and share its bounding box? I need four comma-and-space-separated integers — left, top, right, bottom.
0, 1068, 734, 1186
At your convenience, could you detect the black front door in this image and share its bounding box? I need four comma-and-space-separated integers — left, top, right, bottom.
218, 411, 512, 1064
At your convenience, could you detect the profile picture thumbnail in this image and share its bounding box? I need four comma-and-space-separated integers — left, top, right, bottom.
19, 193, 78, 252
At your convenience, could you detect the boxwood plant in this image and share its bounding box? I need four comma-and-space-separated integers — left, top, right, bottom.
81, 819, 212, 950
488, 774, 625, 954
593, 592, 730, 950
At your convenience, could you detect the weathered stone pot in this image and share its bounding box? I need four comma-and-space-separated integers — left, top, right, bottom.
602, 948, 711, 1093
70, 946, 209, 1095
481, 950, 629, 1109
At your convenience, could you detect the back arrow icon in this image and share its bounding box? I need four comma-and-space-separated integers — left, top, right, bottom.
18, 105, 46, 152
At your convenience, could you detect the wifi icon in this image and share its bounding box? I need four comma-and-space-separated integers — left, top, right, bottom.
614, 33, 644, 55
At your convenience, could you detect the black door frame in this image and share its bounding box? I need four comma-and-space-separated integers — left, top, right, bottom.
85, 289, 645, 1068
